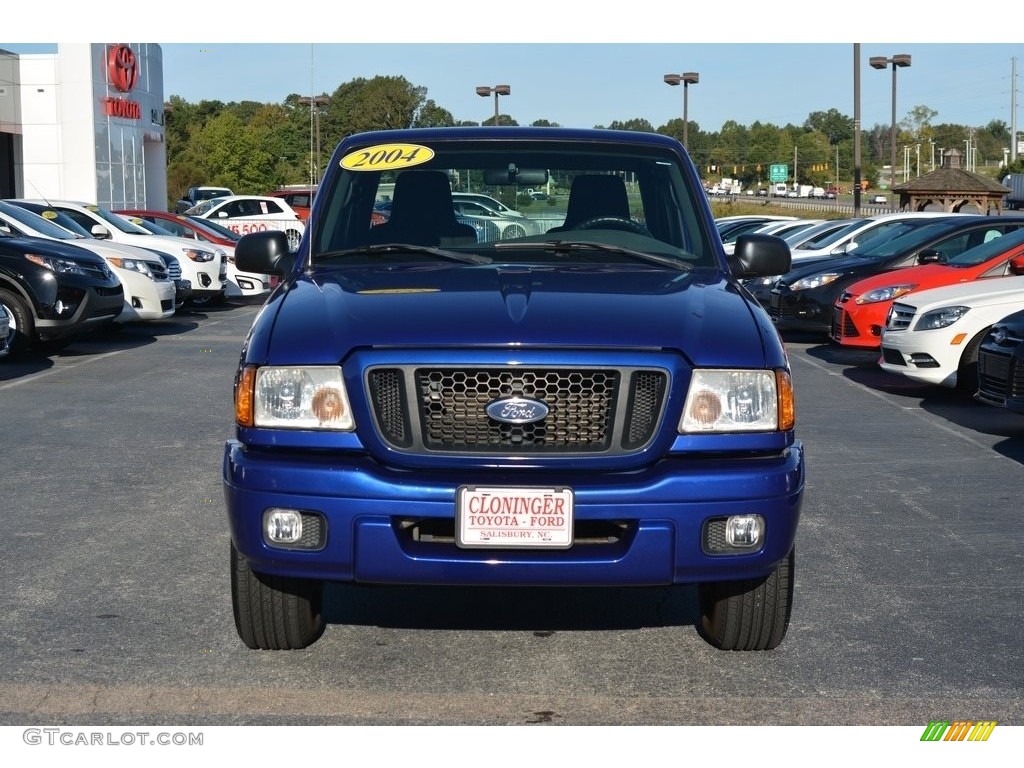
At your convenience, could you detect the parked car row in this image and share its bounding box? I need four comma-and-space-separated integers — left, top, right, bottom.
0, 198, 274, 357
718, 211, 1024, 419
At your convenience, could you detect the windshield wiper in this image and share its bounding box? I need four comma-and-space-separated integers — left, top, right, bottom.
317, 243, 492, 265
495, 239, 693, 271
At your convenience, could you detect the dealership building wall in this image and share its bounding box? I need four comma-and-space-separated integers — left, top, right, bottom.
0, 43, 166, 209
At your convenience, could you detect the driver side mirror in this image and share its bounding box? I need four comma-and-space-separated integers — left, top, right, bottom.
1009, 254, 1024, 275
91, 224, 111, 239
917, 249, 943, 264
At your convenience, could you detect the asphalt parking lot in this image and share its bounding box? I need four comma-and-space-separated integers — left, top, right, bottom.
0, 300, 1021, 727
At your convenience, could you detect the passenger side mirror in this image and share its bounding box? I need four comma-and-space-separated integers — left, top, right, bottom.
235, 230, 294, 276
91, 224, 111, 239
917, 249, 943, 264
1009, 254, 1024, 275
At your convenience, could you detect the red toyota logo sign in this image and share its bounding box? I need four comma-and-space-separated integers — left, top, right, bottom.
108, 44, 138, 93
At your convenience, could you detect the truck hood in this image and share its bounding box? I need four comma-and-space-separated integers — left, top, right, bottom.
257, 264, 768, 367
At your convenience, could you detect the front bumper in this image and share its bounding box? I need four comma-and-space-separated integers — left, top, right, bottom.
879, 331, 962, 387
831, 301, 887, 348
114, 273, 176, 322
224, 442, 804, 587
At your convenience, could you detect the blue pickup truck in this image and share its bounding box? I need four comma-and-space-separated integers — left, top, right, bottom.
224, 126, 804, 651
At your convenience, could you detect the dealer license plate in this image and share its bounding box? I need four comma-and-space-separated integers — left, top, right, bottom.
456, 486, 573, 549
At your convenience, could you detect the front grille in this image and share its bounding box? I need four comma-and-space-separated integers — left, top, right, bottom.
150, 261, 169, 281
162, 255, 182, 281
367, 365, 668, 455
977, 347, 1024, 402
887, 302, 916, 331
832, 307, 858, 338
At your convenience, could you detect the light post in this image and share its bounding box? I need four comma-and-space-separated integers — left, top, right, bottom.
663, 72, 699, 150
475, 84, 510, 126
870, 53, 911, 207
297, 95, 329, 185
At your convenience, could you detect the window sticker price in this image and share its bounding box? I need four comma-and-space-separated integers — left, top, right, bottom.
340, 143, 435, 172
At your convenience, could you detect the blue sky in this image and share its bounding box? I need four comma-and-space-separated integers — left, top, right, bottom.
3, 4, 1022, 134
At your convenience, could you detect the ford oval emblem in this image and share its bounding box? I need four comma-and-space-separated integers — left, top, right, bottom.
485, 397, 549, 425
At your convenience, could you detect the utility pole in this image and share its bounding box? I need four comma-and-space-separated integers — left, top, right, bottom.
853, 44, 862, 216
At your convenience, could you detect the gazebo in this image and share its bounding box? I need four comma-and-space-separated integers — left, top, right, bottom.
892, 148, 1011, 214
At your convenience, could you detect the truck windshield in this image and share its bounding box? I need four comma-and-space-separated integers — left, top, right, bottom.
309, 136, 717, 269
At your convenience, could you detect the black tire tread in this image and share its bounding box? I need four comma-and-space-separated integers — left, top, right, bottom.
697, 547, 794, 651
0, 288, 36, 356
230, 543, 324, 650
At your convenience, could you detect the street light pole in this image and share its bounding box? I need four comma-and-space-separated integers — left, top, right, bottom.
475, 84, 511, 126
870, 53, 911, 209
663, 72, 699, 150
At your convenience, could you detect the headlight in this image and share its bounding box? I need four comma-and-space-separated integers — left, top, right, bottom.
856, 284, 917, 304
743, 274, 782, 288
789, 272, 842, 291
915, 305, 970, 331
236, 365, 354, 430
680, 369, 794, 433
25, 253, 88, 275
183, 248, 215, 262
107, 257, 155, 279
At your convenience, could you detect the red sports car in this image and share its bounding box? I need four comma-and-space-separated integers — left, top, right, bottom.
833, 227, 1024, 348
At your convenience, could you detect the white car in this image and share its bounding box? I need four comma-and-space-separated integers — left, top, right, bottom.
450, 198, 543, 240
116, 212, 271, 301
186, 195, 305, 252
879, 275, 1024, 391
9, 200, 226, 306
0, 200, 175, 322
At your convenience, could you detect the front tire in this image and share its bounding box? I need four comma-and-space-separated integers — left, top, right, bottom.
230, 543, 324, 650
697, 547, 794, 651
0, 289, 35, 356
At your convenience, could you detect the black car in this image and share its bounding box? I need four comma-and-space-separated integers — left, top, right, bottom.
975, 306, 1024, 414
768, 215, 1024, 335
0, 232, 123, 355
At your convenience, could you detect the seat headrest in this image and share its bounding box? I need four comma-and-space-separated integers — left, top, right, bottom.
563, 175, 630, 228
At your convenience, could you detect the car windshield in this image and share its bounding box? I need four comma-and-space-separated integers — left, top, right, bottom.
188, 200, 217, 215
0, 200, 81, 239
85, 205, 154, 234
784, 218, 857, 247
852, 219, 969, 259
195, 188, 232, 202
310, 133, 717, 269
944, 226, 1024, 267
185, 215, 241, 241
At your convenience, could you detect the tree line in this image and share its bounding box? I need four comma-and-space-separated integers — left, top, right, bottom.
165, 75, 1023, 208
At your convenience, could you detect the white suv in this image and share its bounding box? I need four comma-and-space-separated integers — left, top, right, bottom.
11, 200, 226, 305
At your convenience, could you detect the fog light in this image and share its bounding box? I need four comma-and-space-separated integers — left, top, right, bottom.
725, 515, 763, 548
265, 508, 303, 544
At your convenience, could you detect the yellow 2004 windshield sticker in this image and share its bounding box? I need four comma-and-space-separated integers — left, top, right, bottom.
340, 143, 434, 172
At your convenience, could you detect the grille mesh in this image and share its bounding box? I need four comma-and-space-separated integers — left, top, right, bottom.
368, 366, 667, 455
417, 368, 617, 451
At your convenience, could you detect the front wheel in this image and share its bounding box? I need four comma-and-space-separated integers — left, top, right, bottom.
230, 543, 325, 650
0, 289, 35, 356
697, 547, 794, 651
